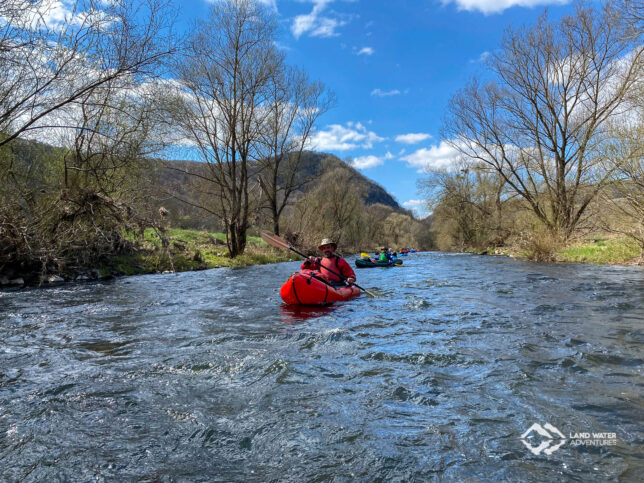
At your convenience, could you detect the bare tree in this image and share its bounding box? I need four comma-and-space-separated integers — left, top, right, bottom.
293, 167, 363, 246
173, 0, 280, 257
599, 115, 644, 250
421, 163, 511, 250
0, 0, 175, 149
0, 76, 169, 274
257, 66, 334, 235
54, 85, 159, 268
614, 0, 644, 40
361, 203, 394, 248
0, 0, 175, 275
442, 2, 643, 239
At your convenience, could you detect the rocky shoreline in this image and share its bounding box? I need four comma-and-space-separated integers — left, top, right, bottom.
0, 269, 116, 290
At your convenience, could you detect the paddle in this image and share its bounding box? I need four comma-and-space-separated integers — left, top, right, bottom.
261, 230, 378, 298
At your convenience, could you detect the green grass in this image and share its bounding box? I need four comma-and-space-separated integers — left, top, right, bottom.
165, 228, 225, 244
483, 235, 642, 265
557, 236, 642, 265
100, 228, 298, 276
146, 228, 266, 247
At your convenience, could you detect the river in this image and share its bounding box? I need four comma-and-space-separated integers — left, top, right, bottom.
1, 252, 642, 481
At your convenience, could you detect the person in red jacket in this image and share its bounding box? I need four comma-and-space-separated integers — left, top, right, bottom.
302, 238, 356, 287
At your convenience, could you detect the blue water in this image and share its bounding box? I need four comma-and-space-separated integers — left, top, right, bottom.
1, 253, 643, 481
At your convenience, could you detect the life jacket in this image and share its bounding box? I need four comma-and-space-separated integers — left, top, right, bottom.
320, 255, 343, 282
302, 255, 355, 283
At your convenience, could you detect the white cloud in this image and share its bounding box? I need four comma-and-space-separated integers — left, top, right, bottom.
402, 199, 430, 217
395, 132, 432, 144
371, 88, 401, 97
274, 40, 292, 51
441, 0, 569, 15
259, 0, 278, 9
356, 46, 374, 56
22, 75, 173, 149
291, 0, 347, 39
311, 17, 345, 37
47, 1, 77, 27
351, 155, 383, 169
384, 151, 394, 159
9, 0, 112, 32
470, 51, 490, 63
400, 141, 461, 172
402, 199, 426, 208
307, 122, 384, 151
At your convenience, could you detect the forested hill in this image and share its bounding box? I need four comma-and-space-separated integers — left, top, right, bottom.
9, 139, 405, 219
149, 151, 404, 213
13, 140, 405, 212
295, 151, 402, 210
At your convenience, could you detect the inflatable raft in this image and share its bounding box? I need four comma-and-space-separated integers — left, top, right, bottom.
355, 258, 402, 268
280, 269, 360, 305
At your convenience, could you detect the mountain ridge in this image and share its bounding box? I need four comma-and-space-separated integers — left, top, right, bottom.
149, 150, 406, 217
8, 139, 408, 227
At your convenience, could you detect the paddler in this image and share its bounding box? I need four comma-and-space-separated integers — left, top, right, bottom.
302, 238, 357, 286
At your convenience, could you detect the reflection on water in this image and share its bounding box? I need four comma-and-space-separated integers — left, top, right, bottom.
1, 254, 643, 481
280, 303, 341, 323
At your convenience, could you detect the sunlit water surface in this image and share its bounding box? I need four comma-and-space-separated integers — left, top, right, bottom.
1, 253, 643, 481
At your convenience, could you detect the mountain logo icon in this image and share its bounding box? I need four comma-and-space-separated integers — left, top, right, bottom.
521, 423, 566, 455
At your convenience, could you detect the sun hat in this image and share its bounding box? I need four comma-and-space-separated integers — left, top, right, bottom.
318, 238, 337, 249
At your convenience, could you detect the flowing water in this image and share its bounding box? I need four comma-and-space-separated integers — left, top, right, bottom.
1, 253, 643, 482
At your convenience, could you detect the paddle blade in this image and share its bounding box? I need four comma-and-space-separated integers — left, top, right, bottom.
261, 230, 290, 250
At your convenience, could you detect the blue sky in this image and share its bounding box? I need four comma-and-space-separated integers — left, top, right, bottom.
180, 0, 580, 215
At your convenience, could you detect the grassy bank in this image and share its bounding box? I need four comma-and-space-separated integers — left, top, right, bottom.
100, 228, 300, 277
490, 235, 642, 266
556, 236, 642, 265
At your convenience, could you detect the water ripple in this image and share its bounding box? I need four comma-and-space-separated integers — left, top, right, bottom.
1, 253, 642, 481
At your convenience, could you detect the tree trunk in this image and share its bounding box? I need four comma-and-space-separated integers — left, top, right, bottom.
272, 207, 280, 236
229, 222, 247, 257
228, 221, 238, 258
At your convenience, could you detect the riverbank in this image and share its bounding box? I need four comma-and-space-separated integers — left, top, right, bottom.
486, 234, 642, 266
0, 229, 300, 288
3, 230, 640, 290
110, 228, 300, 274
